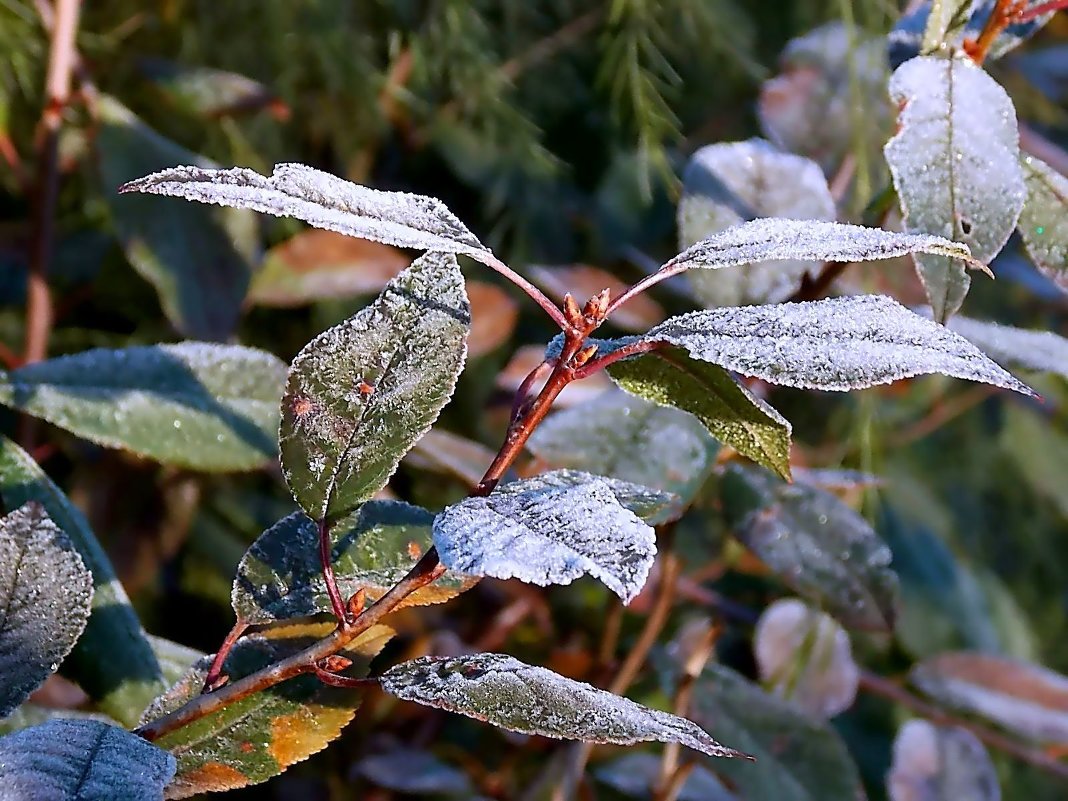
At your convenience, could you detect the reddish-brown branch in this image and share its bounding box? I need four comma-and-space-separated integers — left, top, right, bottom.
23, 0, 81, 368
965, 0, 1027, 64
201, 621, 248, 693
1017, 0, 1068, 23
318, 517, 349, 623
574, 339, 664, 379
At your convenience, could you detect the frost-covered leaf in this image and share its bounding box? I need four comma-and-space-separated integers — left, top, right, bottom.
0, 504, 93, 718
678, 140, 835, 307
759, 23, 890, 173
888, 720, 1001, 801
1018, 155, 1068, 294
0, 719, 176, 801
754, 599, 859, 720
594, 753, 737, 801
606, 348, 793, 481
233, 503, 471, 626
0, 437, 165, 726
380, 653, 747, 759
889, 1, 1056, 68
682, 662, 864, 801
721, 465, 899, 632
433, 470, 672, 603
97, 96, 258, 340
910, 652, 1068, 743
353, 748, 474, 796
885, 55, 1025, 321
281, 251, 470, 521
142, 621, 392, 798
0, 343, 287, 472
120, 162, 492, 263
922, 0, 974, 52
664, 218, 980, 279
644, 295, 1032, 395
942, 314, 1068, 380
527, 390, 720, 512
247, 229, 410, 307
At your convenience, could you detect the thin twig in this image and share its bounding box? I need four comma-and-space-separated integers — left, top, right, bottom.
1016, 0, 1068, 23
965, 0, 1027, 64
475, 252, 572, 332
318, 518, 349, 623
859, 671, 1068, 781
201, 621, 248, 693
23, 0, 81, 368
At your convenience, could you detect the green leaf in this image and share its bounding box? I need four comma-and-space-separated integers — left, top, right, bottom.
95, 95, 259, 340
1018, 155, 1068, 294
721, 464, 899, 632
139, 58, 284, 118
142, 621, 392, 798
921, 0, 973, 52
149, 636, 206, 687
0, 343, 287, 472
380, 653, 748, 759
679, 139, 835, 307
888, 720, 1000, 801
0, 503, 93, 717
683, 662, 865, 801
280, 250, 470, 521
910, 652, 1068, 744
433, 470, 671, 603
0, 719, 176, 800
885, 54, 1025, 321
944, 313, 1068, 381
0, 436, 165, 727
607, 347, 792, 481
247, 229, 410, 308
527, 390, 720, 513
233, 502, 471, 627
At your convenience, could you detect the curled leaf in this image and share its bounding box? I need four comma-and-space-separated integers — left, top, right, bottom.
888, 719, 1001, 801
1018, 155, 1068, 295
380, 653, 748, 759
433, 470, 672, 603
120, 162, 491, 261
754, 599, 859, 720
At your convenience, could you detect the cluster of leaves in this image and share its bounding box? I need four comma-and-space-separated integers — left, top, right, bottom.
2, 2, 1068, 800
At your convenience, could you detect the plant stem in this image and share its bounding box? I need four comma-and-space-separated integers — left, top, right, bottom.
137, 319, 600, 743
23, 0, 81, 368
476, 252, 572, 332
317, 517, 349, 623
1016, 0, 1068, 23
966, 0, 1026, 64
201, 621, 248, 693
574, 339, 663, 379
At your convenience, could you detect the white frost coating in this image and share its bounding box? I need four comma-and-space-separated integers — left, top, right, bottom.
0, 718, 176, 799
645, 295, 1033, 395
679, 140, 836, 307
668, 217, 978, 275
433, 470, 664, 603
0, 503, 94, 717
120, 163, 491, 260
1019, 155, 1068, 293
941, 314, 1068, 381
886, 54, 1025, 321
754, 599, 859, 720
887, 720, 1000, 801
911, 653, 1068, 744
380, 653, 748, 759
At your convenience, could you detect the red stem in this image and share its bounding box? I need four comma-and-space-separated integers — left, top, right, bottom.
201, 621, 249, 693
318, 517, 349, 623
1017, 0, 1068, 22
